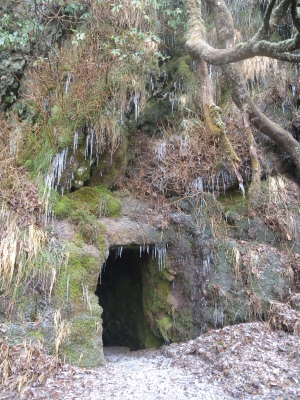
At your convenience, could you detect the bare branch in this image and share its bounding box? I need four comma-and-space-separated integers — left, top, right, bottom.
206, 0, 300, 175
186, 0, 300, 64
187, 35, 300, 65
263, 0, 277, 34
270, 0, 293, 32
291, 0, 300, 32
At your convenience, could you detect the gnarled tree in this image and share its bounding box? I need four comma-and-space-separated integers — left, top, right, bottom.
186, 0, 300, 204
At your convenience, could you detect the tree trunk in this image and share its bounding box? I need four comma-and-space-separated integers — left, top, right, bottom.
186, 0, 300, 176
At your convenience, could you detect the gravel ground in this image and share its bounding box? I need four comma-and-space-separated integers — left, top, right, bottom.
2, 322, 300, 399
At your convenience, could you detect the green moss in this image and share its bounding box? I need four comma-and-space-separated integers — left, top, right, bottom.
50, 105, 62, 124
28, 330, 44, 340
158, 315, 173, 341
95, 223, 108, 253
144, 327, 164, 349
218, 189, 249, 214
62, 312, 104, 367
48, 105, 80, 151
55, 238, 107, 304
54, 196, 73, 218
54, 186, 121, 220
55, 247, 89, 302
151, 280, 170, 312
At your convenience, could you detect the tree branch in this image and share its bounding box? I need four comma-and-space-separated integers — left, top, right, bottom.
187, 33, 300, 65
291, 0, 300, 32
263, 0, 277, 34
206, 0, 300, 175
270, 0, 292, 32
186, 0, 300, 65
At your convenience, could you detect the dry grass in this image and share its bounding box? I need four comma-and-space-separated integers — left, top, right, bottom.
54, 309, 70, 357
0, 114, 42, 227
129, 110, 250, 199
20, 0, 160, 174
0, 325, 63, 399
91, 0, 155, 32
0, 206, 46, 292
0, 201, 66, 316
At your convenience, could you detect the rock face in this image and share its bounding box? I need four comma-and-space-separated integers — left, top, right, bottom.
4, 175, 298, 369
93, 189, 298, 346
44, 179, 300, 367
0, 0, 82, 111
1, 0, 300, 371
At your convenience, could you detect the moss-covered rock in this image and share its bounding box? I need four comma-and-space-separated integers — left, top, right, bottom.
54, 239, 106, 367
61, 295, 104, 368
54, 186, 121, 220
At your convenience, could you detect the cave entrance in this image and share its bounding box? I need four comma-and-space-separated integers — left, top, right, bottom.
95, 246, 159, 351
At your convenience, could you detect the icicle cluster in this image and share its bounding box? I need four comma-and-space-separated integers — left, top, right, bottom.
82, 282, 92, 315
213, 303, 224, 327
73, 131, 79, 154
155, 142, 167, 161
189, 171, 235, 196
116, 246, 123, 258
202, 251, 214, 277
139, 244, 168, 271
133, 92, 142, 122
44, 147, 69, 201
65, 73, 72, 94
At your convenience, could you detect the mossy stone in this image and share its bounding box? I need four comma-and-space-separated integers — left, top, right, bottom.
61, 307, 104, 368
54, 186, 121, 220
158, 315, 173, 341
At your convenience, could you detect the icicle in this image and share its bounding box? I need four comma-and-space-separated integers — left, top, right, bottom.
86, 289, 92, 315
203, 254, 211, 276
191, 177, 203, 192
85, 134, 90, 160
154, 244, 167, 271
213, 303, 224, 327
65, 72, 72, 94
151, 76, 155, 92
117, 246, 123, 258
67, 276, 70, 302
239, 182, 246, 198
99, 262, 106, 285
73, 131, 79, 154
221, 171, 226, 193
155, 142, 167, 161
90, 128, 95, 166
133, 93, 141, 122
82, 282, 85, 301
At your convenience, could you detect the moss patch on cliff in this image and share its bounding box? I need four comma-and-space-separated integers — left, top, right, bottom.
142, 257, 177, 343
61, 302, 104, 368
55, 239, 107, 304
54, 186, 121, 219
54, 241, 105, 367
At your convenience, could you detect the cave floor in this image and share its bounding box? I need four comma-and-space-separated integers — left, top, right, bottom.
5, 322, 300, 400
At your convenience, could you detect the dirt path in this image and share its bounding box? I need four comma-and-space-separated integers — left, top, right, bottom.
40, 346, 228, 400
2, 322, 300, 399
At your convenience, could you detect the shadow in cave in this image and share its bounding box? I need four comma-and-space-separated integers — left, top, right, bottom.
95, 247, 154, 351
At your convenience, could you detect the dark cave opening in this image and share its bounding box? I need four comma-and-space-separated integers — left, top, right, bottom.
95, 247, 152, 350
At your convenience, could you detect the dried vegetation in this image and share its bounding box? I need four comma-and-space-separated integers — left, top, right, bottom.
129, 107, 251, 199
0, 325, 63, 399
163, 321, 300, 398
